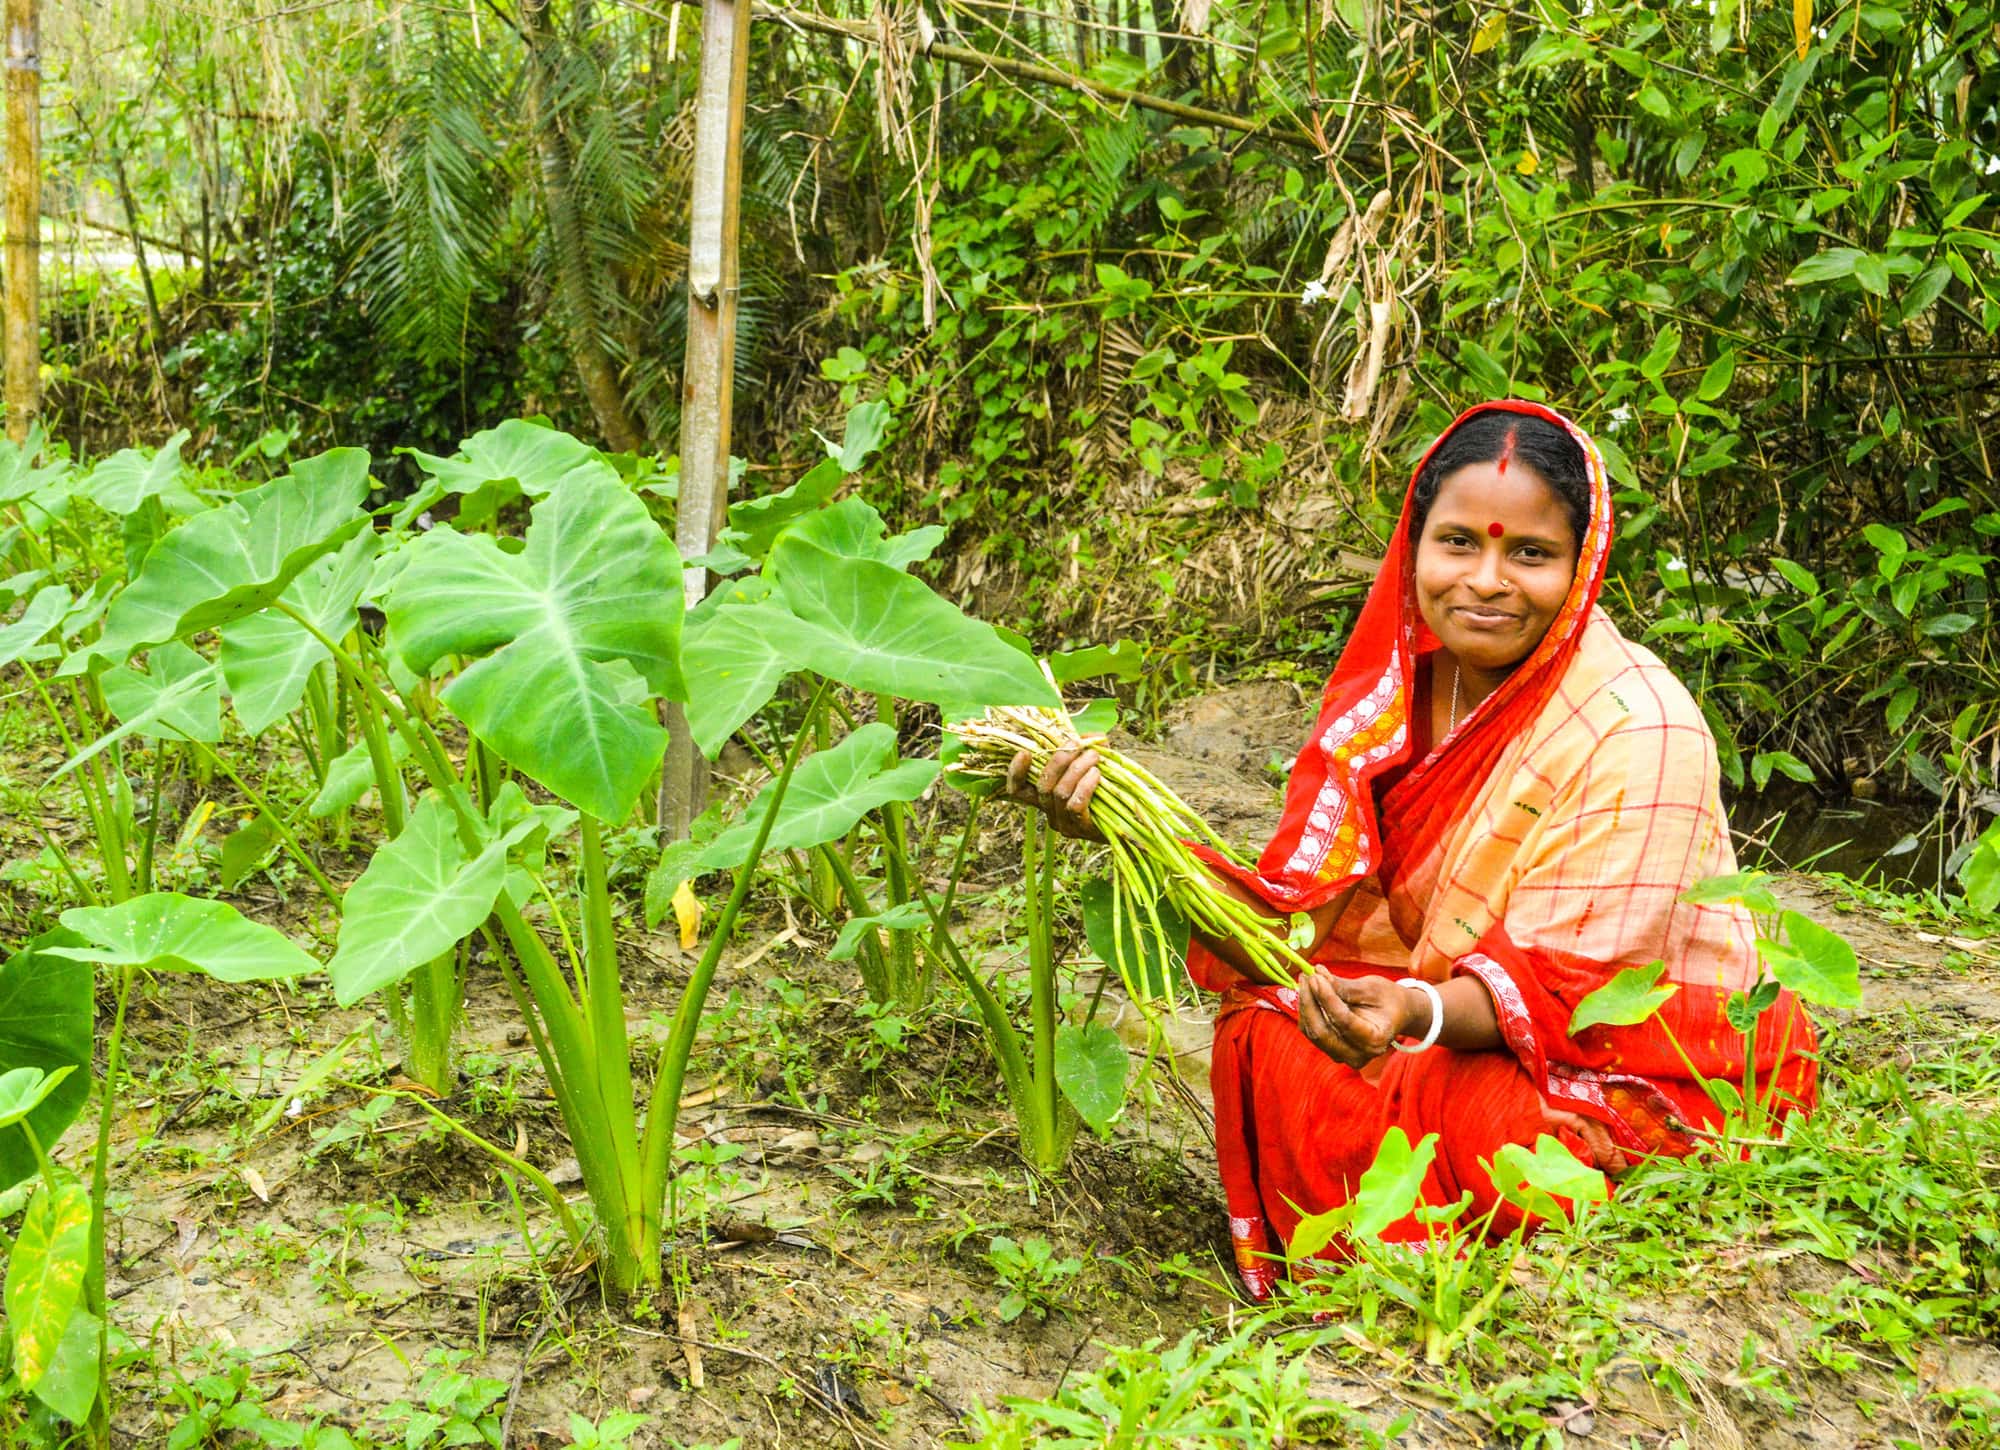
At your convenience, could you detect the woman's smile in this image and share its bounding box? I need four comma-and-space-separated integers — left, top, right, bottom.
1449, 603, 1523, 629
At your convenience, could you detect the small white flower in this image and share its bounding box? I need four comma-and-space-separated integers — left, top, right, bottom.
1300, 279, 1328, 306
1664, 557, 1688, 573
285, 1097, 303, 1119
1985, 154, 2000, 176
1609, 405, 1633, 427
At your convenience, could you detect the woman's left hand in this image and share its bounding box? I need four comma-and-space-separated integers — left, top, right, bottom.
1297, 972, 1423, 1068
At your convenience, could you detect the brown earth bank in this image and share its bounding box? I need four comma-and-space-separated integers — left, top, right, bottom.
14, 686, 1998, 1448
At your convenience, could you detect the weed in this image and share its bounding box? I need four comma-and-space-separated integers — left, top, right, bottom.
368, 1348, 507, 1448
984, 1234, 1082, 1323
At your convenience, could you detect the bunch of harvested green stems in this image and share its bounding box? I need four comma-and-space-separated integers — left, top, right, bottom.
951, 700, 1316, 1001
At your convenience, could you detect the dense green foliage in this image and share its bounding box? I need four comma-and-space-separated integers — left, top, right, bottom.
45, 0, 2000, 854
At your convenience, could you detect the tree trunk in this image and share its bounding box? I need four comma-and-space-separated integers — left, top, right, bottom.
659, 0, 755, 838
521, 0, 646, 454
4, 0, 38, 443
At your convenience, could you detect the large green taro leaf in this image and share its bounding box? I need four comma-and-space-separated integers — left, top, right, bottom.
770, 496, 944, 570
92, 448, 373, 664
388, 473, 684, 822
0, 431, 71, 508
1567, 960, 1677, 1036
760, 534, 1059, 712
681, 600, 798, 759
1488, 1134, 1608, 1226
53, 894, 317, 982
0, 585, 70, 670
99, 641, 223, 743
220, 531, 381, 736
1762, 910, 1862, 1010
1054, 1023, 1128, 1136
5, 1178, 91, 1393
697, 722, 940, 871
0, 933, 93, 1193
84, 430, 200, 515
407, 419, 616, 500
329, 793, 540, 1006
398, 420, 620, 530
721, 457, 843, 563
0, 1067, 77, 1131
32, 1304, 101, 1423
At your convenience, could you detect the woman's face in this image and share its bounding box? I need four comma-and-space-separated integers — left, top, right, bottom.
1413, 461, 1581, 675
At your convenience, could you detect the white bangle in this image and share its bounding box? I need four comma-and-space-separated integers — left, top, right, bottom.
1392, 977, 1445, 1054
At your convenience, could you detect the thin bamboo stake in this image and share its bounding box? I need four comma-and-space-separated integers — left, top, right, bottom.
663, 0, 756, 838
4, 0, 38, 442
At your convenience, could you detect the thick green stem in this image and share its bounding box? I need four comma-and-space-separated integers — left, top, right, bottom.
874, 694, 919, 1003
25, 664, 130, 902
923, 796, 984, 1004
134, 744, 169, 895
1024, 815, 1063, 1172
578, 813, 647, 1289
637, 680, 832, 1254
86, 964, 136, 1441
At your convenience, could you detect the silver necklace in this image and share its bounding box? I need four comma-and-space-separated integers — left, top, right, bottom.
1447, 663, 1461, 735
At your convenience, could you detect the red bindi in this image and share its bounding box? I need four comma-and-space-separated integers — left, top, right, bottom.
1487, 521, 1505, 538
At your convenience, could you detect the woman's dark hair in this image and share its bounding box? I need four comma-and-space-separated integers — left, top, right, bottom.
1407, 411, 1592, 546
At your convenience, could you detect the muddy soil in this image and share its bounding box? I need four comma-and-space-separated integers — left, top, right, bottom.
23, 684, 2000, 1447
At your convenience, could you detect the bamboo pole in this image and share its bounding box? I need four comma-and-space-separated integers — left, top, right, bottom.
662, 0, 755, 836
4, 0, 38, 442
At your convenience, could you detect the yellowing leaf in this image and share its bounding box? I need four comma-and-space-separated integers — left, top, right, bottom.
241, 1166, 270, 1202
5, 1181, 91, 1390
673, 880, 702, 950
1792, 0, 1811, 58
1516, 151, 1539, 176
1471, 10, 1506, 53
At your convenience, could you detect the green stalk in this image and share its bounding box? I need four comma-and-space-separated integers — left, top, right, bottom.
874, 694, 920, 1004
23, 664, 130, 902
302, 664, 338, 787
578, 813, 647, 1287
134, 745, 169, 895
637, 680, 833, 1252
816, 844, 891, 1002
85, 963, 136, 1444
1022, 815, 1062, 1172
924, 797, 984, 1004
910, 882, 1036, 1132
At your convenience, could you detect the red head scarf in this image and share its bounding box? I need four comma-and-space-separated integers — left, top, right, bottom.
1239, 399, 1614, 913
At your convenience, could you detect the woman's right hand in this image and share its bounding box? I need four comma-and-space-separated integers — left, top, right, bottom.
1004, 748, 1106, 843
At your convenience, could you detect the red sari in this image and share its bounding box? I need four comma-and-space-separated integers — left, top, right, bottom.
1190, 401, 1817, 1297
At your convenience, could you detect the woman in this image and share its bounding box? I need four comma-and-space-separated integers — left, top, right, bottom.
1009, 400, 1817, 1297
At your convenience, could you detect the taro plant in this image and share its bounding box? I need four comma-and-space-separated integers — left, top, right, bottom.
323, 410, 1052, 1293
0, 907, 311, 1440
670, 427, 1169, 1175
1567, 870, 1860, 1137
